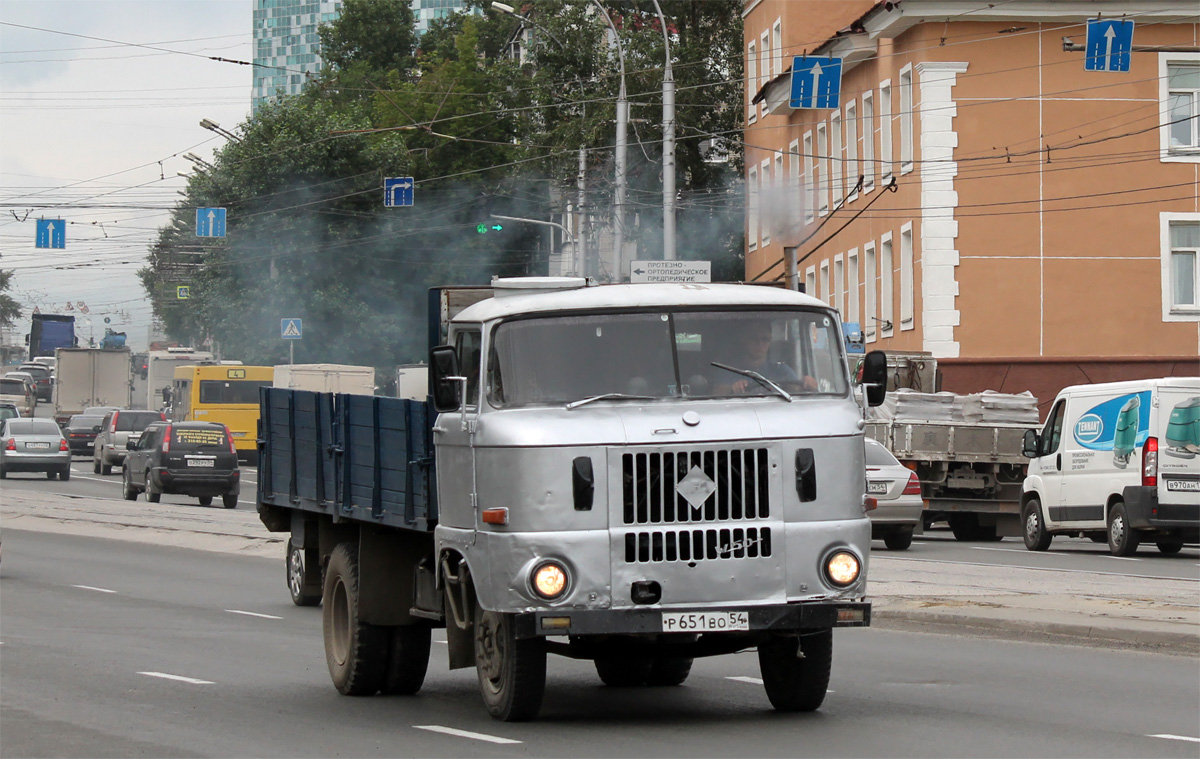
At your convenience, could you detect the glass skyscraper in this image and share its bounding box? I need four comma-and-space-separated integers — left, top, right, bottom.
252, 0, 341, 113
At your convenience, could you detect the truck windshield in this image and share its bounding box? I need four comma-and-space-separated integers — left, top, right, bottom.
487, 309, 849, 407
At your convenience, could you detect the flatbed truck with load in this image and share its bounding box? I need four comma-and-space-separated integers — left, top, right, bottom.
257, 277, 890, 721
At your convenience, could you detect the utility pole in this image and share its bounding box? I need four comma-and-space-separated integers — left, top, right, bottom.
577, 147, 588, 277
650, 0, 675, 261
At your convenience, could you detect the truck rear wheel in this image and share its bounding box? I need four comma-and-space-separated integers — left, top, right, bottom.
474, 600, 546, 721
1157, 540, 1184, 555
595, 657, 652, 686
1022, 499, 1052, 551
757, 629, 832, 712
382, 624, 432, 695
1107, 501, 1140, 557
323, 543, 387, 695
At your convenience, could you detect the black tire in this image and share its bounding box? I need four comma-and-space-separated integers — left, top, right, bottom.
949, 513, 980, 541
757, 629, 833, 712
222, 493, 238, 509
1022, 499, 1052, 551
198, 496, 213, 507
59, 467, 70, 481
322, 543, 388, 696
647, 657, 693, 686
475, 600, 546, 721
1157, 540, 1184, 556
287, 538, 322, 607
0, 465, 6, 479
122, 469, 137, 501
883, 526, 914, 551
382, 624, 432, 695
594, 657, 653, 686
1107, 501, 1140, 557
101, 463, 112, 476
93, 459, 101, 474
46, 470, 56, 480
146, 485, 161, 503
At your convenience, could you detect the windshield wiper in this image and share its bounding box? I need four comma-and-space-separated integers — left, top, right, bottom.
565, 393, 657, 410
710, 362, 793, 402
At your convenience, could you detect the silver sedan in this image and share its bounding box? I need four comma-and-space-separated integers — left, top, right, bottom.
0, 418, 72, 480
866, 438, 924, 550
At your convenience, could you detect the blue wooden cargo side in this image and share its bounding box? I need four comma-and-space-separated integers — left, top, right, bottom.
258, 387, 436, 532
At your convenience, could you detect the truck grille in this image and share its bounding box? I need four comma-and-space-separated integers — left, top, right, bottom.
624, 526, 773, 564
621, 448, 771, 525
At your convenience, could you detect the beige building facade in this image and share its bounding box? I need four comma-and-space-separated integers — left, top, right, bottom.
742, 0, 1199, 412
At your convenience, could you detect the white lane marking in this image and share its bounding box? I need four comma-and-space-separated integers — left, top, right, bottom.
67, 474, 122, 486
224, 609, 282, 620
1106, 555, 1141, 562
434, 639, 447, 645
413, 725, 521, 745
973, 547, 1073, 557
138, 671, 214, 685
1149, 734, 1200, 744
880, 555, 1195, 583
727, 676, 763, 684
72, 585, 117, 594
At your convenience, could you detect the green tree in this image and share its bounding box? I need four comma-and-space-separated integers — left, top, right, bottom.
318, 0, 418, 74
0, 269, 21, 329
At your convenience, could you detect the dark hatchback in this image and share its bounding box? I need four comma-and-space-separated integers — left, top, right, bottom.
123, 422, 240, 508
64, 415, 106, 455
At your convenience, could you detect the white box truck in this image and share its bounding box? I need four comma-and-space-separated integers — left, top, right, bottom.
1020, 377, 1200, 556
53, 348, 132, 426
273, 363, 375, 395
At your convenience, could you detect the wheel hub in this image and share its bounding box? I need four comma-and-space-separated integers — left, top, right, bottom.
1111, 515, 1125, 545
1025, 511, 1038, 540
289, 550, 304, 596
475, 612, 503, 682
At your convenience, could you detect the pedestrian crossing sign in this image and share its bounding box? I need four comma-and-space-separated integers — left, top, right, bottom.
281, 318, 302, 339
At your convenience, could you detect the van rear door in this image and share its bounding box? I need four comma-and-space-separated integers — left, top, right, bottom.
1157, 385, 1200, 511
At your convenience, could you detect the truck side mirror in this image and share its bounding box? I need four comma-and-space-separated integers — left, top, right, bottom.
1022, 429, 1040, 458
429, 345, 461, 412
860, 350, 888, 407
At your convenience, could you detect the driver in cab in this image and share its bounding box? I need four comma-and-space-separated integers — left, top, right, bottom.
714, 321, 817, 395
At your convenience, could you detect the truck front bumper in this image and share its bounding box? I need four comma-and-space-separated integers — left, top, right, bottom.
512, 600, 870, 639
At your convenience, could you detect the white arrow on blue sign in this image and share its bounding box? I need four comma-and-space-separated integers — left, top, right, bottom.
384, 177, 414, 207
790, 56, 843, 110
1084, 18, 1134, 72
281, 318, 302, 339
196, 207, 227, 237
35, 219, 66, 249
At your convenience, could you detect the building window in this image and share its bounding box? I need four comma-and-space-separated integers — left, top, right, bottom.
760, 31, 770, 115
748, 166, 759, 250
805, 266, 816, 297
1161, 54, 1200, 160
845, 100, 859, 201
830, 112, 843, 208
1162, 214, 1200, 320
900, 223, 914, 329
772, 19, 782, 77
880, 233, 894, 337
862, 91, 875, 193
788, 138, 800, 206
761, 158, 773, 246
899, 65, 914, 174
848, 249, 860, 325
747, 42, 757, 123
817, 123, 829, 216
864, 242, 877, 341
803, 132, 814, 224
879, 81, 893, 184
834, 255, 845, 315
820, 260, 830, 304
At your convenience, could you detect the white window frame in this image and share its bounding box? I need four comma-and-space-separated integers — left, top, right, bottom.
788, 138, 800, 209
805, 266, 816, 298
845, 100, 859, 202
879, 80, 893, 184
1160, 53, 1200, 162
862, 90, 875, 193
880, 232, 894, 337
772, 19, 783, 77
747, 41, 757, 124
834, 254, 845, 315
864, 241, 877, 341
900, 222, 915, 329
847, 248, 860, 325
760, 157, 772, 246
899, 65, 914, 175
747, 165, 759, 251
803, 132, 814, 224
760, 30, 770, 115
816, 123, 829, 216
830, 112, 843, 209
1161, 212, 1200, 321
820, 260, 831, 304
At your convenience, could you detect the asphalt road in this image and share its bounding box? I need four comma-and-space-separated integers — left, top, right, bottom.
1, 529, 1198, 758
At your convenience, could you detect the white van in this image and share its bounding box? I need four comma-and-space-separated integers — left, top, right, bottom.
1020, 378, 1200, 556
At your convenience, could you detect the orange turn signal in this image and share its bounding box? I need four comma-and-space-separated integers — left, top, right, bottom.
481, 508, 508, 525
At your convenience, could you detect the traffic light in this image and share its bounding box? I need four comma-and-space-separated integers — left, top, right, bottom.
476, 222, 504, 234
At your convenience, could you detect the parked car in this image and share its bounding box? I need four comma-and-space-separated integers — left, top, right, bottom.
0, 377, 35, 416
0, 418, 71, 480
866, 437, 925, 550
0, 402, 20, 422
123, 422, 240, 508
93, 409, 165, 474
16, 363, 54, 402
64, 414, 106, 455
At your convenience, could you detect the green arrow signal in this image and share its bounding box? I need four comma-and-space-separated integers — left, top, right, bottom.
491, 223, 503, 231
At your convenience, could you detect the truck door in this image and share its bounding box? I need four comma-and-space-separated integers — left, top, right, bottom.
1035, 399, 1068, 523
431, 329, 482, 540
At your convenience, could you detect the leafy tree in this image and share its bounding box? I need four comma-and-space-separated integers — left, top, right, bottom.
0, 269, 20, 329
318, 0, 418, 74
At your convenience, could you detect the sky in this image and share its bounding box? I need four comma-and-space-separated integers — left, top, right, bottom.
1, 0, 255, 352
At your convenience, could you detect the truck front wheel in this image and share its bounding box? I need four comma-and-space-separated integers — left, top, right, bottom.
595, 657, 652, 686
758, 629, 832, 712
474, 601, 546, 721
323, 543, 387, 695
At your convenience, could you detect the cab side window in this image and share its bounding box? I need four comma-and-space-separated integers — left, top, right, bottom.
456, 330, 482, 407
1040, 400, 1066, 456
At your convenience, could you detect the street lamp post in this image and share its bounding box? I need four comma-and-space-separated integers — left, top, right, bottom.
649, 0, 675, 261
199, 118, 241, 143
587, 1, 628, 281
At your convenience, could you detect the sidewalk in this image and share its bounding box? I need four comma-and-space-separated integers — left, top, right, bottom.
3, 489, 1197, 653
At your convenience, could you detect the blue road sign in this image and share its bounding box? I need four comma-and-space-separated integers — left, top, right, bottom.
176, 286, 190, 300
196, 207, 227, 237
281, 318, 303, 339
790, 56, 843, 109
384, 177, 414, 207
35, 219, 66, 249
1085, 18, 1134, 72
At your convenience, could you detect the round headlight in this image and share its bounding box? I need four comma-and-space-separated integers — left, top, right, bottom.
531, 561, 568, 599
825, 551, 861, 587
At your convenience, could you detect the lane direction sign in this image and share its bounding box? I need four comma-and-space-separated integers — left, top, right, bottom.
384, 177, 414, 207
1085, 18, 1134, 72
196, 207, 227, 237
281, 318, 303, 339
790, 56, 843, 109
36, 219, 66, 249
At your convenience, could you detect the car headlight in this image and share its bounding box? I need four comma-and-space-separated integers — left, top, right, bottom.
531, 560, 569, 600
825, 550, 861, 587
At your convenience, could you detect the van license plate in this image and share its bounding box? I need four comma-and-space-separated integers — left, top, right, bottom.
662, 611, 749, 633
187, 459, 215, 468
1165, 479, 1200, 492
867, 481, 888, 495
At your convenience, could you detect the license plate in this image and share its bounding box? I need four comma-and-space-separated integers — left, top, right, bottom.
867, 481, 888, 495
26, 442, 50, 450
1165, 479, 1200, 492
662, 611, 749, 633
186, 459, 215, 468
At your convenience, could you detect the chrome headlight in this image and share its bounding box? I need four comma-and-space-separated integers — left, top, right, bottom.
531, 560, 569, 600
824, 550, 861, 587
